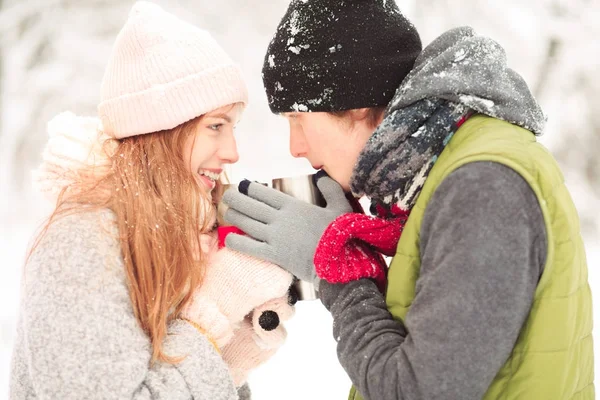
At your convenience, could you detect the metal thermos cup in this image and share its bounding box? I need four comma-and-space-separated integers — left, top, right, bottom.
271, 174, 326, 300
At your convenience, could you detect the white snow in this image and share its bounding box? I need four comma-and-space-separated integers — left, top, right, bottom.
453, 48, 467, 62
288, 44, 309, 54
411, 125, 427, 138
307, 87, 332, 106
459, 94, 495, 111
292, 102, 309, 112
289, 10, 301, 36
329, 44, 342, 53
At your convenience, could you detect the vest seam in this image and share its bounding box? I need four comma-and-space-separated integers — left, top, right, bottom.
500, 350, 515, 399
530, 281, 589, 300
555, 235, 579, 247
393, 252, 419, 259
521, 146, 555, 297
508, 332, 592, 354
543, 172, 567, 196
572, 381, 594, 397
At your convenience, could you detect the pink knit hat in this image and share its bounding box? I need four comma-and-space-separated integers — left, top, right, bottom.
98, 1, 248, 139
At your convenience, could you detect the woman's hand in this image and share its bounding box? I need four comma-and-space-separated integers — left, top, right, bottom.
222, 292, 296, 387
180, 247, 294, 348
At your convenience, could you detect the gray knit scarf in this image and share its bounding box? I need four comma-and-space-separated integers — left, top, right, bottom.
351, 26, 546, 217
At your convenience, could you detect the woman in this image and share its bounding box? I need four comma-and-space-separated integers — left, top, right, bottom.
9, 2, 294, 399
223, 0, 593, 399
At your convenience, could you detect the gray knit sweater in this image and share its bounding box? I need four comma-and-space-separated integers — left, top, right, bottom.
9, 209, 250, 400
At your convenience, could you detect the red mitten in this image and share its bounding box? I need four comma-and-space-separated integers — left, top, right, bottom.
313, 213, 407, 291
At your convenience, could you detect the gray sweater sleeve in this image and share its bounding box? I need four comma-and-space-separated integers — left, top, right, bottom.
15, 210, 240, 400
319, 161, 547, 400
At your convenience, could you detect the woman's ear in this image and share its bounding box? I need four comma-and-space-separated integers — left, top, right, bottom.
199, 231, 218, 255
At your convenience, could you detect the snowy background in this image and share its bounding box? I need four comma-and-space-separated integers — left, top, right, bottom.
1, 0, 598, 398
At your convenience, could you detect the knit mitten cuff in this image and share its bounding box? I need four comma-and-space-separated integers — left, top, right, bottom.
181, 295, 235, 349
314, 213, 390, 290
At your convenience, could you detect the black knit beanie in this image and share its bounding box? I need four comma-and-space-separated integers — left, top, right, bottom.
262, 0, 422, 114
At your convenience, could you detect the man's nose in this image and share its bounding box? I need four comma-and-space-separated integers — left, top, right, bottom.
289, 128, 308, 158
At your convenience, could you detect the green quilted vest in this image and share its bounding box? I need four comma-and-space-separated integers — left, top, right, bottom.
350, 115, 593, 400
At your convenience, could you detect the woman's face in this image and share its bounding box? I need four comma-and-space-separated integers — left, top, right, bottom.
186, 104, 242, 192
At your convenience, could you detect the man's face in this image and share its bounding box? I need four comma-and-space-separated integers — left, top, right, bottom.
282, 111, 374, 191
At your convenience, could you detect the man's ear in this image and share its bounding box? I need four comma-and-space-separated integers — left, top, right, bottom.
349, 107, 386, 129
348, 108, 371, 122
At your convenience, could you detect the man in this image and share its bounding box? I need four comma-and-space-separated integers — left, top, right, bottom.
223, 0, 594, 398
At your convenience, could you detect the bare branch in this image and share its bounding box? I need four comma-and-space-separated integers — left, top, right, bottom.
533, 38, 560, 99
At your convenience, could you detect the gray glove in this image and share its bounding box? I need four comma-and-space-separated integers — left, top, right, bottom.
222, 172, 353, 284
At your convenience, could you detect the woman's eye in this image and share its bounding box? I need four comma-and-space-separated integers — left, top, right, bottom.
209, 124, 223, 131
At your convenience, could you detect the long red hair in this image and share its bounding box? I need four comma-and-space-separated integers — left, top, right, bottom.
29, 115, 221, 364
